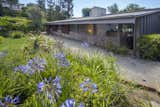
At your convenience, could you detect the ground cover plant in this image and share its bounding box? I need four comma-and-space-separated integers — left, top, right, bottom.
0, 35, 152, 107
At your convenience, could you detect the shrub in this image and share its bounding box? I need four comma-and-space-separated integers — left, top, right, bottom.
23, 35, 58, 54
0, 16, 32, 35
106, 41, 129, 55
0, 36, 4, 44
117, 46, 129, 55
10, 31, 25, 39
138, 34, 160, 61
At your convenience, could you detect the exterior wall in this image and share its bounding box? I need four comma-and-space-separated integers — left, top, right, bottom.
96, 24, 120, 47
134, 12, 160, 55
89, 7, 106, 17
49, 24, 120, 48
138, 12, 160, 36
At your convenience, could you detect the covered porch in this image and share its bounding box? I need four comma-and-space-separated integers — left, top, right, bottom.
46, 17, 136, 53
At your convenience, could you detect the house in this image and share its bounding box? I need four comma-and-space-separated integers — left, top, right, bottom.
46, 8, 160, 54
2, 0, 24, 11
89, 7, 106, 17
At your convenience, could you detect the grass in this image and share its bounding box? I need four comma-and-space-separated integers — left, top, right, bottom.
0, 37, 29, 51
0, 35, 154, 107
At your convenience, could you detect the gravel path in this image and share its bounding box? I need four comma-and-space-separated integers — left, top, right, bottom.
49, 35, 160, 92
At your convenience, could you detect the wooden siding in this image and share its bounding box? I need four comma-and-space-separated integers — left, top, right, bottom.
139, 12, 160, 35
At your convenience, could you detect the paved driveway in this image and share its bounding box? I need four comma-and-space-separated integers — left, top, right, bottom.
49, 35, 160, 91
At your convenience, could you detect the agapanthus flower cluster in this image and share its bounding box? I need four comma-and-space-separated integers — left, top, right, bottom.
80, 78, 98, 93
0, 95, 19, 107
61, 99, 85, 107
54, 53, 70, 67
81, 42, 89, 47
37, 76, 62, 104
14, 57, 46, 74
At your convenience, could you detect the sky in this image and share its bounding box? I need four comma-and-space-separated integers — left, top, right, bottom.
19, 0, 160, 17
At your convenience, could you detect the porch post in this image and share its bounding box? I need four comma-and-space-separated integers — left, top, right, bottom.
118, 24, 122, 47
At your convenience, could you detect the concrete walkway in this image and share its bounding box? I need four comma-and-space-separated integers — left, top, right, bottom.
49, 35, 160, 91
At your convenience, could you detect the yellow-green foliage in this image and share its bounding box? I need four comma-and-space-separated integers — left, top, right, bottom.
138, 34, 160, 61
106, 41, 129, 55
0, 36, 131, 107
10, 31, 25, 39
0, 36, 4, 44
0, 16, 32, 35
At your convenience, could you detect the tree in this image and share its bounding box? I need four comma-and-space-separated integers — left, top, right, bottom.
0, 0, 2, 16
37, 0, 46, 11
107, 3, 119, 14
7, 0, 19, 8
82, 8, 91, 17
0, 0, 19, 16
46, 0, 73, 21
64, 0, 74, 18
123, 4, 145, 12
26, 5, 45, 32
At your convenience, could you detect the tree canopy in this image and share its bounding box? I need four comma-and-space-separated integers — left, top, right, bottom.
46, 0, 73, 21
82, 8, 91, 17
107, 3, 119, 14
107, 3, 145, 14
37, 0, 45, 11
123, 3, 145, 12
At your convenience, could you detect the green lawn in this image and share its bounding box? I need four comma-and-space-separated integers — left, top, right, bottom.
0, 37, 29, 51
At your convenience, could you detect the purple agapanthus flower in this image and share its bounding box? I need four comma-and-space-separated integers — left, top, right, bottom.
81, 42, 89, 47
37, 82, 45, 92
52, 76, 62, 96
54, 53, 70, 67
28, 57, 46, 72
80, 78, 98, 93
61, 99, 85, 107
0, 100, 2, 106
38, 76, 62, 104
61, 99, 75, 107
14, 57, 46, 74
0, 96, 20, 107
14, 65, 35, 75
78, 103, 85, 107
11, 96, 20, 104
54, 53, 65, 60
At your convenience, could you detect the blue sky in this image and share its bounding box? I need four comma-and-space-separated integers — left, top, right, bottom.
19, 0, 160, 17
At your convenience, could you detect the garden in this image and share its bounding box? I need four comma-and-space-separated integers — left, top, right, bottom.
1, 32, 157, 107
0, 33, 128, 107
0, 16, 159, 107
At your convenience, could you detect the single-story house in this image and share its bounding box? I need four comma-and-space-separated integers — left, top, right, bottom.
46, 8, 160, 55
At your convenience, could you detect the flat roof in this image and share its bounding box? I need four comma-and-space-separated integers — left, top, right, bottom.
46, 8, 160, 25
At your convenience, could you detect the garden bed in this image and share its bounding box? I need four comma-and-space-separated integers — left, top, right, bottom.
0, 35, 157, 107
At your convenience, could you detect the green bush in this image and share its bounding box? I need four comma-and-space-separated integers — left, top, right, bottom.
106, 42, 129, 55
138, 34, 160, 61
117, 46, 129, 55
0, 36, 4, 44
10, 31, 25, 39
0, 16, 32, 36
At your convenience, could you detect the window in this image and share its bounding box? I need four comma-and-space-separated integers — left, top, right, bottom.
61, 25, 70, 34
86, 24, 97, 35
106, 24, 118, 36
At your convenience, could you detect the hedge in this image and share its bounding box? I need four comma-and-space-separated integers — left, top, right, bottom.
138, 34, 160, 61
0, 16, 32, 36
